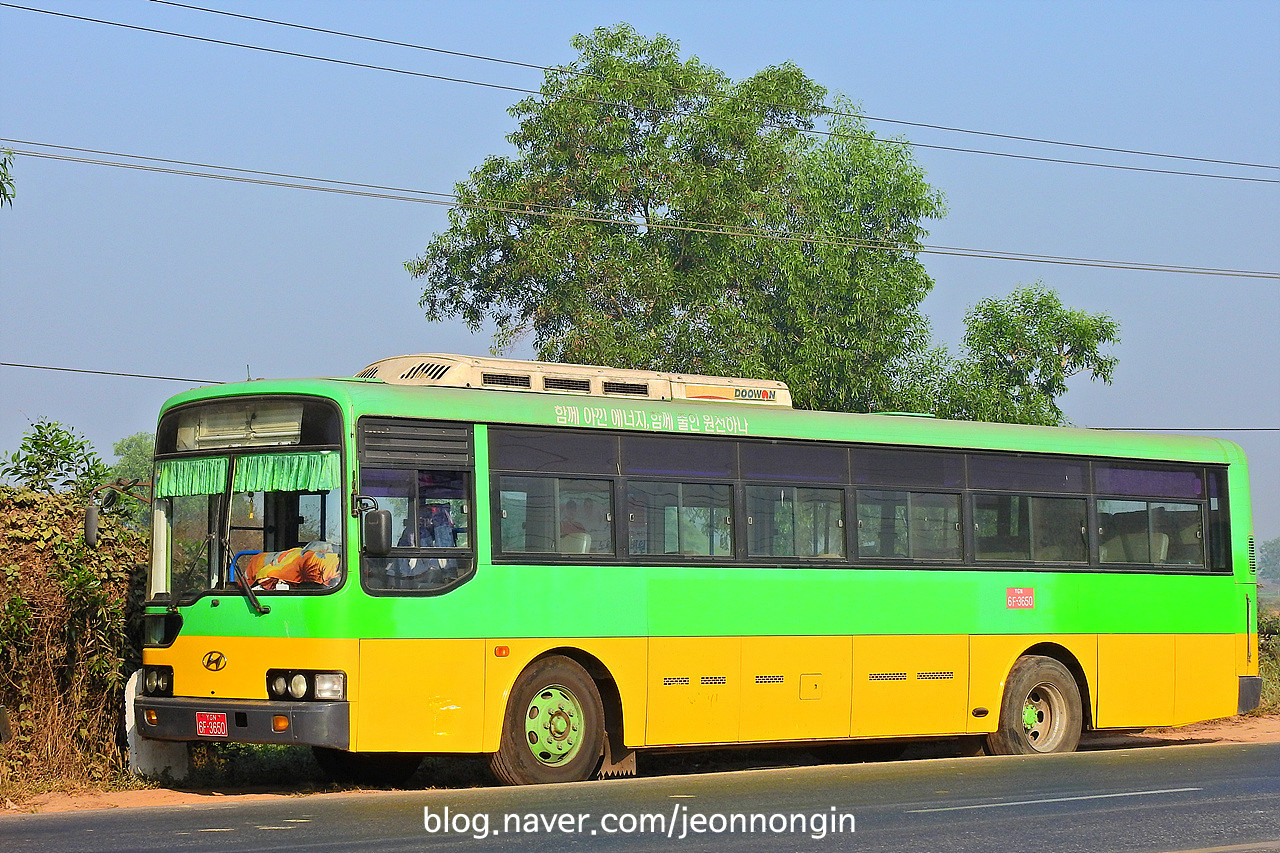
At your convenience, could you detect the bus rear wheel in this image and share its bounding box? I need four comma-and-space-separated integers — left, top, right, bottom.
986, 655, 1082, 755
489, 655, 605, 785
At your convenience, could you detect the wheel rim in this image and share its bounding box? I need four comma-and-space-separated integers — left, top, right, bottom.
524, 684, 584, 766
1021, 680, 1068, 752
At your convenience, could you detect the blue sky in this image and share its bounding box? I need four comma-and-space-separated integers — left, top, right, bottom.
2, 0, 1278, 536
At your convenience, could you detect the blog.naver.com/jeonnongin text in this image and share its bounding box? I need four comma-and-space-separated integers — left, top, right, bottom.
423, 804, 856, 841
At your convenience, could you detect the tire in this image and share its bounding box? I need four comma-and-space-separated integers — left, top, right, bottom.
986, 655, 1083, 755
312, 747, 423, 787
489, 655, 605, 785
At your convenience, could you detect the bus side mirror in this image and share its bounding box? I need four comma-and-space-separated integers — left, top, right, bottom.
363, 509, 393, 557
85, 504, 100, 548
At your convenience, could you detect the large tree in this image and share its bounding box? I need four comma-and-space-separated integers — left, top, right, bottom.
409, 24, 1116, 423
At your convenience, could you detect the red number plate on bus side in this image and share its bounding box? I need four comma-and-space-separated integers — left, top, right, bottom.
1006, 587, 1036, 609
195, 712, 228, 737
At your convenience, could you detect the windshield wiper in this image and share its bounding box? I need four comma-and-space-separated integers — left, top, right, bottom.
229, 550, 270, 615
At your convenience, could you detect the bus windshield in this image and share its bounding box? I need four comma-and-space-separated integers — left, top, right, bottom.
151, 451, 343, 602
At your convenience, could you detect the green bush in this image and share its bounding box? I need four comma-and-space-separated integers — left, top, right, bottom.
0, 487, 147, 797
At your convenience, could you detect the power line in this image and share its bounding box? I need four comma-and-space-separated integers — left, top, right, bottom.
149, 0, 1280, 175
1100, 427, 1280, 432
8, 139, 1279, 280
3, 361, 1276, 433
4, 2, 1278, 185
0, 361, 221, 384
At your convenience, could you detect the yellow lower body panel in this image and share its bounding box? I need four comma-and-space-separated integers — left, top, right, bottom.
149, 632, 1247, 754
355, 638, 487, 753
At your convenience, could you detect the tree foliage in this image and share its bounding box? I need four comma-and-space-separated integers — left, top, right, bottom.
409, 24, 1117, 424
0, 420, 109, 498
923, 284, 1120, 424
0, 149, 14, 208
1259, 536, 1280, 583
109, 431, 156, 531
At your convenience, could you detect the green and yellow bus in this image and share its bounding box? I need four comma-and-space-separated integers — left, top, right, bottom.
132, 354, 1261, 785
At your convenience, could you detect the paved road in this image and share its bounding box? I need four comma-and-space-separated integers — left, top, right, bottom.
5, 741, 1280, 852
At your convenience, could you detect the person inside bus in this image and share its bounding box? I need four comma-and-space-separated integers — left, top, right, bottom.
559, 500, 591, 553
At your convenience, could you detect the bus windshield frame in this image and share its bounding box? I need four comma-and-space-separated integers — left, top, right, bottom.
149, 396, 346, 605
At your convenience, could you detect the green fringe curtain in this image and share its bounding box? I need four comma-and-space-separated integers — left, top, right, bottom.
155, 456, 229, 498
232, 451, 340, 493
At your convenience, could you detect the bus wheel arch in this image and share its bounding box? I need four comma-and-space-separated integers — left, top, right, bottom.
987, 650, 1085, 756
489, 653, 607, 785
1022, 642, 1093, 731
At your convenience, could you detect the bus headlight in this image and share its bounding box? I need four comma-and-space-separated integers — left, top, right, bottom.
313, 672, 345, 700
141, 665, 174, 697
265, 669, 346, 701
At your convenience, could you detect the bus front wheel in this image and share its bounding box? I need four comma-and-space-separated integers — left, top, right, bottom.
986, 655, 1082, 755
490, 655, 605, 785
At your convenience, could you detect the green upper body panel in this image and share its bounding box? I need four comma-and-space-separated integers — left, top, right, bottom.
155, 377, 1255, 642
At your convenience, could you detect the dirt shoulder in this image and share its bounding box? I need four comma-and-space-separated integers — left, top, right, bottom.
6, 714, 1280, 816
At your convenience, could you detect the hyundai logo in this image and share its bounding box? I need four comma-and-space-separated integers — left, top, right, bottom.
202, 651, 227, 672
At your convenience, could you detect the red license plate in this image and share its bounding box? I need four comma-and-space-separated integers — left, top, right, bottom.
196, 712, 228, 737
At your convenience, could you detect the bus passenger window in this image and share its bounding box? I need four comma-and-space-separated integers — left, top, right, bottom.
974, 494, 1031, 562
627, 481, 731, 558
747, 486, 844, 558
857, 490, 907, 558
1097, 499, 1151, 563
857, 491, 960, 561
1152, 503, 1204, 566
1030, 497, 1087, 563
360, 467, 472, 592
498, 477, 614, 555
910, 493, 961, 561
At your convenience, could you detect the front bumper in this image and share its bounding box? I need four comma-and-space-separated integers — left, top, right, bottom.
136, 696, 349, 749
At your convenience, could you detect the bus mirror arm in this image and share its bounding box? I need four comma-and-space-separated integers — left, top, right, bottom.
83, 479, 153, 548
363, 509, 393, 558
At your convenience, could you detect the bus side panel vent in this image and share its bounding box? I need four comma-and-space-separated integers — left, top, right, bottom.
916, 671, 955, 681
544, 376, 591, 393
754, 674, 785, 684
1250, 536, 1257, 574
482, 372, 532, 389
868, 672, 909, 682
662, 677, 690, 686
701, 676, 728, 686
602, 380, 649, 396
358, 418, 473, 467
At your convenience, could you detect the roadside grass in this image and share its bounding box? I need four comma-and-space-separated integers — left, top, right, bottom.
1254, 608, 1280, 715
